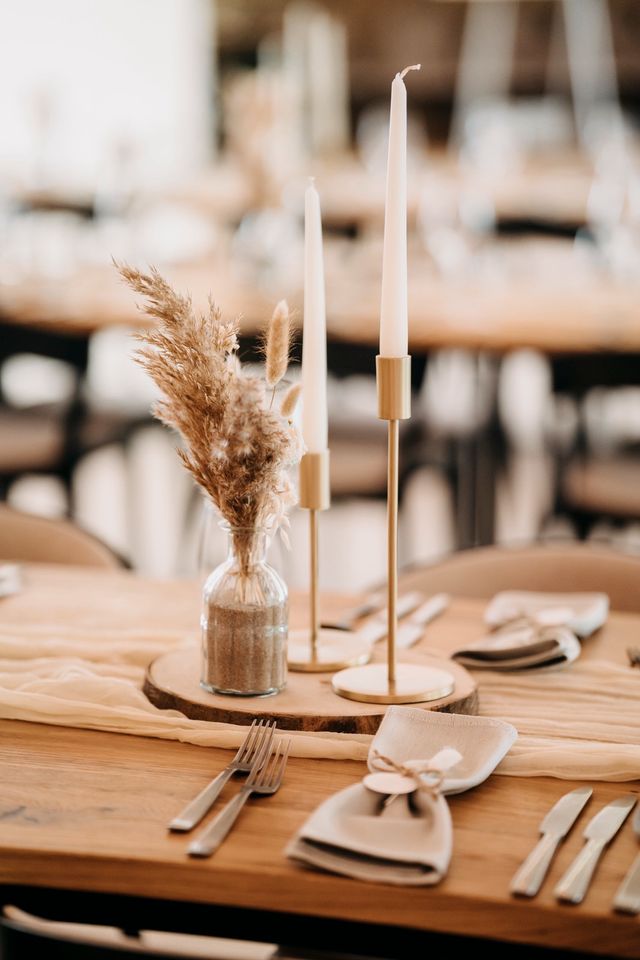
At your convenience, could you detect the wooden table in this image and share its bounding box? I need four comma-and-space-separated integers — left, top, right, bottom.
1, 565, 639, 958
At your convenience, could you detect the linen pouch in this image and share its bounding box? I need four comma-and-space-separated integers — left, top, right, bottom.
286, 709, 517, 883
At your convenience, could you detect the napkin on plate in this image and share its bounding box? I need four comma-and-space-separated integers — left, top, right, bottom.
484, 591, 608, 638
450, 590, 608, 672
286, 708, 517, 884
451, 623, 581, 671
286, 782, 452, 885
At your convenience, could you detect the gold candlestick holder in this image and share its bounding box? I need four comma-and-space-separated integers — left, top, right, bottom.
287, 451, 372, 672
332, 356, 455, 703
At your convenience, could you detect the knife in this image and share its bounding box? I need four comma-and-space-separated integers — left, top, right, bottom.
555, 794, 637, 904
612, 805, 640, 915
510, 787, 592, 897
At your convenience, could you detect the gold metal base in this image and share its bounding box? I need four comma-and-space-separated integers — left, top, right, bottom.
299, 451, 330, 511
288, 627, 372, 672
331, 662, 455, 704
376, 356, 411, 421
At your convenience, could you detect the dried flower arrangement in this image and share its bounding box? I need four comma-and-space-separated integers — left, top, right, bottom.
117, 264, 303, 581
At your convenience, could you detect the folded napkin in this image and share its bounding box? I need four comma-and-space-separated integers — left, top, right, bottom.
450, 590, 607, 672
287, 708, 517, 884
0, 565, 21, 599
452, 623, 581, 671
484, 591, 608, 638
370, 706, 517, 794
286, 772, 453, 885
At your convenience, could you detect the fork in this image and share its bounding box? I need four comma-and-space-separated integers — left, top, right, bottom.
188, 737, 291, 858
168, 719, 276, 832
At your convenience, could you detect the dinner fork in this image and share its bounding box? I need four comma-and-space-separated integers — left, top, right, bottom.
168, 719, 276, 832
188, 737, 291, 858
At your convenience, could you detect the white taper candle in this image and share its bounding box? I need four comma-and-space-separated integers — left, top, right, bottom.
379, 64, 420, 358
302, 179, 329, 452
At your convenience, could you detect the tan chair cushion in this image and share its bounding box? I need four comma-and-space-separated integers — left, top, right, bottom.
0, 504, 122, 568
399, 543, 640, 613
562, 456, 640, 518
0, 409, 63, 472
329, 437, 388, 498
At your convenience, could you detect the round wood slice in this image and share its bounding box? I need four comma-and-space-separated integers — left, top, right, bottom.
144, 646, 478, 734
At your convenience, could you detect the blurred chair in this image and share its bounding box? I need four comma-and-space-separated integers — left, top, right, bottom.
560, 452, 640, 537
550, 360, 640, 539
0, 504, 123, 567
1, 908, 275, 960
399, 541, 640, 612
0, 322, 149, 514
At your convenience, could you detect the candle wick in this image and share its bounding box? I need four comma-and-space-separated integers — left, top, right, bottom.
399, 63, 421, 80
308, 176, 316, 186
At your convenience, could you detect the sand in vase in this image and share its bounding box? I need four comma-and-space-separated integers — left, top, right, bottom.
202, 600, 288, 697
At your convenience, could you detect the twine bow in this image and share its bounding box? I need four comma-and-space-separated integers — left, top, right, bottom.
370, 747, 461, 804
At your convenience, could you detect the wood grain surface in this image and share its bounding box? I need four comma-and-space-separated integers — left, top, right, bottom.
144, 646, 477, 732
0, 566, 639, 958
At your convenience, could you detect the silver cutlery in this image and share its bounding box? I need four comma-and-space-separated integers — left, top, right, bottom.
321, 591, 421, 632
612, 805, 640, 914
555, 794, 637, 904
168, 719, 276, 832
188, 736, 291, 858
320, 591, 386, 631
356, 593, 449, 650
510, 787, 592, 897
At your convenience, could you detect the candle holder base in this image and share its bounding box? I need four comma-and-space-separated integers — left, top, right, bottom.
288, 628, 372, 673
331, 662, 455, 704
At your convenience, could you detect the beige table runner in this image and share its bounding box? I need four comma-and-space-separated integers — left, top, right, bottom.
1, 624, 638, 780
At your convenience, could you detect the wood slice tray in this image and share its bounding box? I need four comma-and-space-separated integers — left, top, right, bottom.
144, 646, 478, 734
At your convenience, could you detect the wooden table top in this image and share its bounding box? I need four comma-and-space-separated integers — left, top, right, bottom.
1, 564, 639, 957
3, 238, 640, 356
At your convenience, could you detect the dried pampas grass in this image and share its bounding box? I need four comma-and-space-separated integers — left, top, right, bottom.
117, 263, 302, 575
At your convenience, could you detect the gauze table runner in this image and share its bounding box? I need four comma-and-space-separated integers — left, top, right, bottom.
1, 621, 639, 780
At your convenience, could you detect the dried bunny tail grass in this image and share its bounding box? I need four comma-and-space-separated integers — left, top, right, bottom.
280, 382, 302, 419
264, 299, 291, 388
118, 262, 301, 577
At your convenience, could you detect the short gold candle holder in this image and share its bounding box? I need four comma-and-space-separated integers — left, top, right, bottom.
332, 356, 455, 703
288, 451, 372, 673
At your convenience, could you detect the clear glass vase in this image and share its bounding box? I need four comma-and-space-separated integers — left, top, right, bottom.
200, 524, 288, 697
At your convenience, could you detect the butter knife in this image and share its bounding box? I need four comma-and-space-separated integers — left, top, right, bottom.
555, 794, 637, 904
612, 805, 640, 915
510, 787, 592, 897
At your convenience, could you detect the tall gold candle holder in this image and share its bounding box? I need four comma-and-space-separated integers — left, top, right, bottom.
332, 356, 455, 703
287, 451, 372, 672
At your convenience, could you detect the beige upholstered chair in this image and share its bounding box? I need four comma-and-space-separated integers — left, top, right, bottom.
0, 504, 122, 568
399, 542, 640, 613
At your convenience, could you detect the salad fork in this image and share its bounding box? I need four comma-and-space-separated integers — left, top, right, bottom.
188, 737, 291, 858
168, 719, 276, 832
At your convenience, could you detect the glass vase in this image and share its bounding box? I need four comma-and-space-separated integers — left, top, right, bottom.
200, 524, 288, 697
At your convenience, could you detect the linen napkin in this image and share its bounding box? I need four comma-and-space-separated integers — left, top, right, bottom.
452, 623, 581, 671
286, 771, 453, 885
0, 565, 21, 599
369, 707, 517, 793
287, 708, 517, 883
484, 591, 608, 638
450, 590, 608, 672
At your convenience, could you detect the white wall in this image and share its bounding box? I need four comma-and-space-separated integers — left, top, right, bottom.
0, 0, 215, 193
